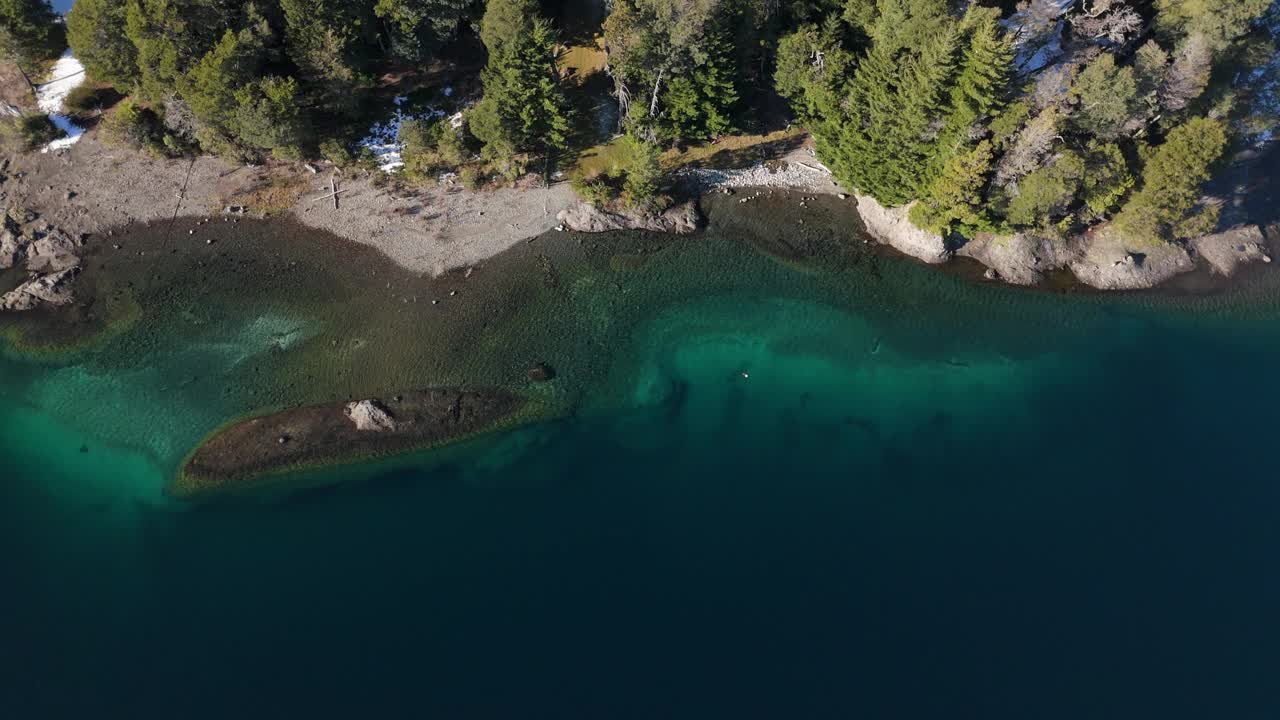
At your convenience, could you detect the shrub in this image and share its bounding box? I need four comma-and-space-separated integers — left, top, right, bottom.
320, 138, 354, 167
0, 113, 64, 151
459, 165, 486, 190
100, 99, 167, 156
400, 118, 470, 182
61, 84, 119, 119
571, 175, 614, 206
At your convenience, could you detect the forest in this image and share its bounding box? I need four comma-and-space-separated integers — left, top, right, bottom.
1, 0, 1277, 244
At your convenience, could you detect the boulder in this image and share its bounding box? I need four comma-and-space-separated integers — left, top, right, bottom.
958, 232, 1081, 286
343, 399, 398, 432
26, 230, 80, 273
557, 200, 701, 235
1189, 225, 1272, 277
0, 266, 81, 312
854, 194, 951, 264
0, 228, 27, 270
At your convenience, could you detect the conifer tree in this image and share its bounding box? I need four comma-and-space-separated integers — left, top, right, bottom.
661, 22, 737, 141
832, 0, 957, 205
0, 0, 60, 78
908, 140, 995, 237
1115, 116, 1228, 242
1068, 53, 1139, 140
1154, 0, 1271, 51
67, 0, 139, 89
774, 22, 852, 124
126, 0, 243, 101
932, 6, 1012, 168
374, 0, 474, 61
469, 0, 571, 179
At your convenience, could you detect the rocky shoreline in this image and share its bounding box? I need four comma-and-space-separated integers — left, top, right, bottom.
1, 133, 1276, 322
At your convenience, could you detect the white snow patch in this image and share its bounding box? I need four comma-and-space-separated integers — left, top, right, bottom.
357, 95, 448, 173
35, 51, 87, 153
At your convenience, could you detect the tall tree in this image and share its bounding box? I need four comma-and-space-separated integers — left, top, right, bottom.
0, 0, 60, 78
374, 0, 474, 61
125, 0, 243, 101
67, 0, 139, 89
1068, 53, 1139, 140
469, 0, 571, 178
829, 0, 957, 205
1154, 0, 1271, 51
1115, 116, 1228, 242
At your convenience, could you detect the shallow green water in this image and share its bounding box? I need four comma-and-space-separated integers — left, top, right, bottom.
5, 197, 1280, 716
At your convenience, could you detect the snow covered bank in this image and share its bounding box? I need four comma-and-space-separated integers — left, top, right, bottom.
357, 91, 460, 173
35, 51, 87, 153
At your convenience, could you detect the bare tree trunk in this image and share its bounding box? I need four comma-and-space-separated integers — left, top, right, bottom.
649, 68, 664, 118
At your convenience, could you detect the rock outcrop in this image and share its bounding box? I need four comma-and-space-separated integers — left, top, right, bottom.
344, 400, 398, 432
557, 200, 701, 235
0, 228, 27, 269
1068, 226, 1196, 290
1189, 225, 1272, 277
25, 230, 80, 273
854, 194, 951, 264
0, 266, 81, 311
958, 232, 1083, 286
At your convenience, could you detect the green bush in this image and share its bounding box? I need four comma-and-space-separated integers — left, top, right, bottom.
100, 99, 168, 156
320, 138, 354, 167
459, 165, 486, 190
570, 175, 614, 206
0, 113, 64, 151
400, 118, 471, 182
61, 84, 120, 119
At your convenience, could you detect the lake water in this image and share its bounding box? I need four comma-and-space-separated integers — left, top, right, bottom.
4, 196, 1280, 716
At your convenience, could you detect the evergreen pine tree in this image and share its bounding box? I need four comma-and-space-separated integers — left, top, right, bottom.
470, 0, 571, 179
1115, 116, 1228, 242
834, 2, 957, 205
661, 22, 737, 141
908, 139, 995, 237
0, 0, 61, 80
67, 0, 139, 89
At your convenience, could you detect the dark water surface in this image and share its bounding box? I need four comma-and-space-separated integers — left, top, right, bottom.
4, 195, 1280, 717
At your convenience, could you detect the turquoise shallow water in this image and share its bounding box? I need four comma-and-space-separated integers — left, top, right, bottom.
4, 207, 1280, 716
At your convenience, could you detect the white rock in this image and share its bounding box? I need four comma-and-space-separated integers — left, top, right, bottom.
344, 400, 398, 432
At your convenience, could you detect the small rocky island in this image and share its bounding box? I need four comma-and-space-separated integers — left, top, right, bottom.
174, 388, 542, 499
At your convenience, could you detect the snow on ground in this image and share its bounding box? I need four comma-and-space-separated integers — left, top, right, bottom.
357, 93, 451, 173
35, 51, 87, 153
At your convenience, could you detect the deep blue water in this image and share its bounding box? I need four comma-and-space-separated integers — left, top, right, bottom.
5, 220, 1280, 717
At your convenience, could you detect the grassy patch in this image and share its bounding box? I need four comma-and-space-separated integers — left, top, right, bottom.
570, 136, 630, 179
660, 127, 808, 172
223, 169, 312, 216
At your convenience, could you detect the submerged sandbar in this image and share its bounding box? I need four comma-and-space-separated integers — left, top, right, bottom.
173, 388, 541, 498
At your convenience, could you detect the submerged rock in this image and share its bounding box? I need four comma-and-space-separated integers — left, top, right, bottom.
0, 266, 81, 312
527, 362, 556, 382
344, 399, 398, 432
556, 200, 701, 235
853, 194, 950, 264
